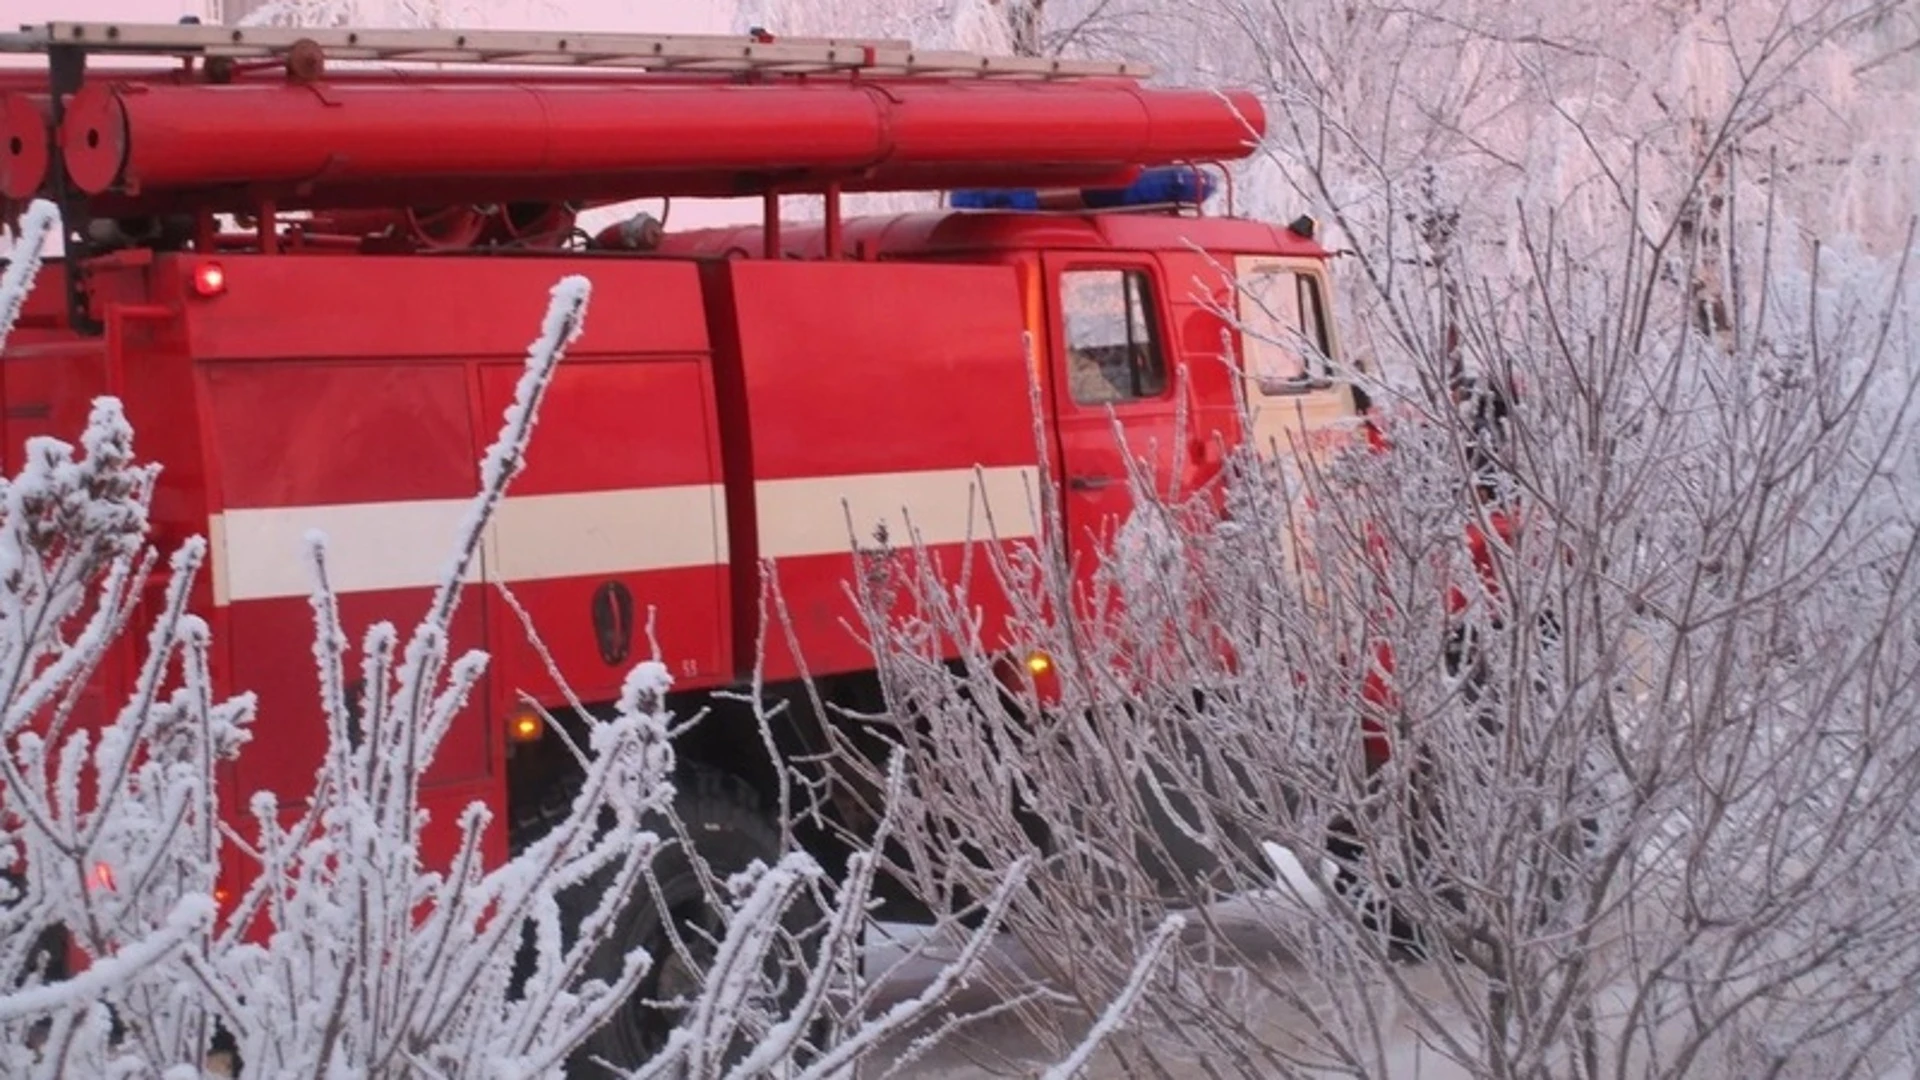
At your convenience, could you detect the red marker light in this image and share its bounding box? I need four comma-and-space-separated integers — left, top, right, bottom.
192, 262, 227, 297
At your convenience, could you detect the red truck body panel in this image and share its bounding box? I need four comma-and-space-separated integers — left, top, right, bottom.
712, 259, 1039, 682
5, 196, 1361, 891
153, 255, 725, 871
17, 239, 1114, 868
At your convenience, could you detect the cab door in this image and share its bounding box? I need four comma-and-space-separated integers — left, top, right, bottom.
1231, 255, 1358, 462
1043, 252, 1190, 584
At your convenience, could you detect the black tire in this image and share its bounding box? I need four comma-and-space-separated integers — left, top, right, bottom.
2, 870, 69, 1055
0, 874, 67, 990
547, 766, 809, 1078
1135, 697, 1296, 903
1325, 816, 1433, 963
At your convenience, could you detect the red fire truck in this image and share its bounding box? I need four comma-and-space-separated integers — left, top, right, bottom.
1, 19, 1365, 1062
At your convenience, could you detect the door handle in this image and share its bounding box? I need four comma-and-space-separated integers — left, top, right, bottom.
1068, 474, 1117, 492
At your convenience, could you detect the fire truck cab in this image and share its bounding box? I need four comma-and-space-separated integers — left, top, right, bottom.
656, 190, 1356, 581
0, 19, 1364, 1065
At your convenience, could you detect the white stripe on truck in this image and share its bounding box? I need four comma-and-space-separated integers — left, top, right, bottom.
209, 466, 1041, 603
211, 485, 726, 605
753, 465, 1041, 560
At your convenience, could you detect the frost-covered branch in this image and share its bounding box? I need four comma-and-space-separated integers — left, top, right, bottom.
0, 200, 58, 348
0, 247, 1119, 1077
816, 9, 1920, 1071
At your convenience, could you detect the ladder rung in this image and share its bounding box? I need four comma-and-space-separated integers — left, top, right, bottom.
0, 21, 1151, 80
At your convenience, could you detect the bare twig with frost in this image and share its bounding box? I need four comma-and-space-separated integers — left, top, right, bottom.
816, 7, 1920, 1075
0, 230, 1154, 1077
0, 201, 59, 345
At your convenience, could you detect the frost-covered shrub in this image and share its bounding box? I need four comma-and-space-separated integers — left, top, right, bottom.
1, 200, 1164, 1078
0, 246, 670, 1076
812, 5, 1920, 1070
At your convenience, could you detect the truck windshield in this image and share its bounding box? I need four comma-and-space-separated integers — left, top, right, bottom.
1236, 262, 1332, 394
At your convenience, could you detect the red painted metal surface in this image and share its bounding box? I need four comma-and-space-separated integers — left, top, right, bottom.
167, 253, 731, 868
170, 253, 710, 360
471, 356, 731, 704
0, 94, 49, 200
711, 259, 1039, 681
59, 78, 1265, 207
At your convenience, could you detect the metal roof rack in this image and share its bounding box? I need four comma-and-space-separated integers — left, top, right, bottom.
0, 21, 1151, 80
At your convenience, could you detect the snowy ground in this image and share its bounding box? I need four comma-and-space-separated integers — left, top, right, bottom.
856, 901, 1476, 1079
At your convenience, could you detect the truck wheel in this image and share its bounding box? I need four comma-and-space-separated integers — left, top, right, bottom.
546, 766, 803, 1077
1324, 818, 1432, 963
2, 871, 69, 1053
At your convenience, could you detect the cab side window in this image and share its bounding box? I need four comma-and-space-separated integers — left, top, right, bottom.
1238, 263, 1333, 393
1061, 269, 1168, 405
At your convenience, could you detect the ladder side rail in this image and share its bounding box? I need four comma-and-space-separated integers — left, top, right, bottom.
2, 21, 1149, 79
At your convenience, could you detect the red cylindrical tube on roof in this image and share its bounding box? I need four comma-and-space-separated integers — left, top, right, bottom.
877, 82, 1263, 163
1, 94, 51, 201
60, 77, 1266, 203
62, 81, 888, 195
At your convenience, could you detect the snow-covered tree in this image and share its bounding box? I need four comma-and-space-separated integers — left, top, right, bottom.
1182, 0, 1920, 363
802, 6, 1920, 1075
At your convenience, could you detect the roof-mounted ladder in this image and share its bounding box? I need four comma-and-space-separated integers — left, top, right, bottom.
0, 21, 1152, 80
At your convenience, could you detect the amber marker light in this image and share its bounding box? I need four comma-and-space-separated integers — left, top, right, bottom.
509, 711, 544, 743
1026, 652, 1054, 677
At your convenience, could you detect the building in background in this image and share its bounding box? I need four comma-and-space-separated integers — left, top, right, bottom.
207, 0, 453, 27
212, 0, 268, 20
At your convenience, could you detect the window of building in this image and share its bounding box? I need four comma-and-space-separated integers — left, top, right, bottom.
1061, 268, 1168, 405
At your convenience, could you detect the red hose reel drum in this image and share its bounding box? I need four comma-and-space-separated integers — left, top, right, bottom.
1, 94, 50, 201
57, 78, 1265, 208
